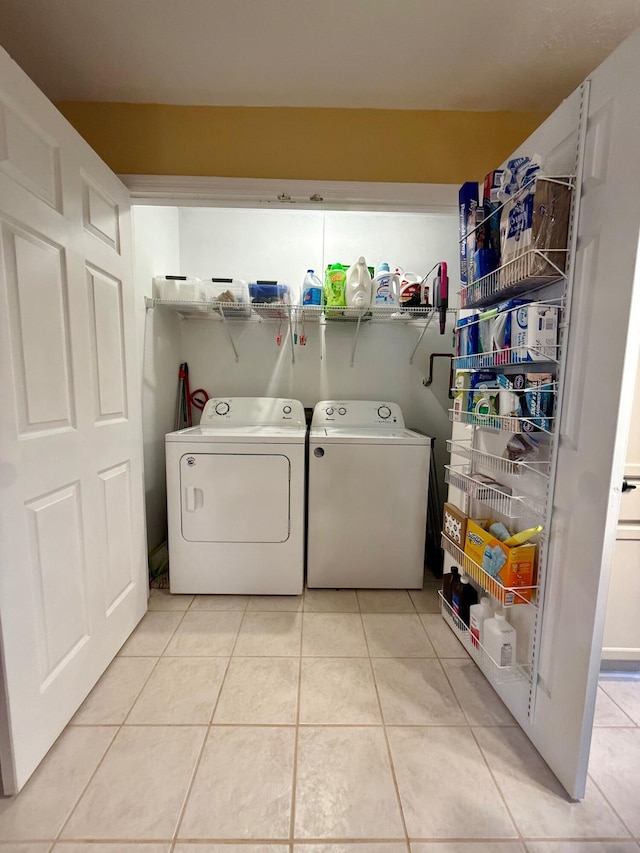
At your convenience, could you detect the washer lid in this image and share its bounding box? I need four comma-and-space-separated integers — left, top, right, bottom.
309, 426, 431, 445
166, 425, 307, 443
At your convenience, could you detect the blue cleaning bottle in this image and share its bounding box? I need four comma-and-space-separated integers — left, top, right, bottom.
302, 270, 323, 305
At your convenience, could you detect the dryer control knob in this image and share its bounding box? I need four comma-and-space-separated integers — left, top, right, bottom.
377, 405, 391, 419
283, 405, 292, 414
338, 407, 346, 415
325, 407, 334, 416
215, 401, 230, 416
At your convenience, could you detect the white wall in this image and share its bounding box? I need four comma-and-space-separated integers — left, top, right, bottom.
132, 206, 181, 551
136, 205, 459, 561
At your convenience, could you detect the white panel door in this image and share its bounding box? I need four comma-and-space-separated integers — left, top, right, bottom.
0, 47, 146, 793
511, 28, 640, 798
602, 355, 640, 661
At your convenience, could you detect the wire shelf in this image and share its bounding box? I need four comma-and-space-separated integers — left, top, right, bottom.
449, 407, 554, 435
446, 439, 550, 479
444, 466, 546, 518
440, 534, 537, 606
453, 345, 560, 369
459, 249, 567, 309
439, 592, 531, 685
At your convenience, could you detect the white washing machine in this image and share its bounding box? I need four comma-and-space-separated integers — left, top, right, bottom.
166, 397, 306, 594
307, 400, 431, 589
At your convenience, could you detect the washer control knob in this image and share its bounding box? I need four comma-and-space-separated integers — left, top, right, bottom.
215, 401, 230, 416
283, 405, 292, 415
338, 407, 346, 415
377, 405, 392, 419
325, 407, 334, 416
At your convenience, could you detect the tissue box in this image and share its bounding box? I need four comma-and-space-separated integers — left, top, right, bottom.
463, 519, 536, 605
459, 182, 479, 285
498, 373, 554, 432
499, 177, 572, 286
443, 503, 469, 548
512, 304, 559, 362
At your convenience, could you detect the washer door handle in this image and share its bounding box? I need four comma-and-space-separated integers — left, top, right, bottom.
185, 485, 200, 511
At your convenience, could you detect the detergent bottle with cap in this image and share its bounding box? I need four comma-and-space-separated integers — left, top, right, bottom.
324, 263, 348, 308
302, 269, 323, 305
372, 262, 400, 305
345, 256, 373, 309
483, 608, 517, 667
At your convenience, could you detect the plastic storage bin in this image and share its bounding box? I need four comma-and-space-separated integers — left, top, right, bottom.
206, 277, 251, 316
248, 282, 291, 317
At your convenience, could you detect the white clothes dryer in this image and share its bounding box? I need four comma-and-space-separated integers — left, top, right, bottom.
307, 400, 431, 589
166, 397, 306, 594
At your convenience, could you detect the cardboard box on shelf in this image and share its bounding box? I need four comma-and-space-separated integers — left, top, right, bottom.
463, 519, 537, 605
443, 502, 469, 548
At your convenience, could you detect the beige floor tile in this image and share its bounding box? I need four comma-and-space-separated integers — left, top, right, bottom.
589, 726, 640, 836
164, 610, 243, 656
357, 589, 415, 612
179, 726, 295, 839
234, 612, 302, 656
247, 594, 304, 611
298, 846, 408, 853
54, 845, 171, 852
127, 657, 228, 724
372, 658, 465, 726
62, 726, 205, 840
474, 726, 629, 838
420, 613, 470, 659
363, 613, 436, 658
387, 726, 517, 838
71, 656, 156, 725
304, 589, 359, 612
525, 843, 640, 852
441, 659, 517, 727
299, 658, 381, 725
302, 613, 368, 657
593, 686, 636, 726
599, 679, 640, 725
190, 594, 249, 610
213, 657, 299, 724
147, 587, 194, 611
294, 726, 404, 838
412, 845, 526, 852
408, 583, 441, 613
0, 845, 52, 853
119, 611, 183, 656
175, 846, 289, 853
0, 727, 115, 841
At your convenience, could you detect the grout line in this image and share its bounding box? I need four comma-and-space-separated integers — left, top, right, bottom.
357, 604, 411, 846
289, 602, 304, 842
467, 725, 525, 845
586, 769, 637, 841
52, 604, 191, 845
597, 683, 640, 727
170, 595, 250, 843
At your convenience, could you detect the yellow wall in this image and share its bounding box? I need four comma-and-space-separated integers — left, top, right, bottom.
56, 102, 547, 184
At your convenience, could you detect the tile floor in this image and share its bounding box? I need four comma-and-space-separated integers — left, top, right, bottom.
1, 582, 640, 852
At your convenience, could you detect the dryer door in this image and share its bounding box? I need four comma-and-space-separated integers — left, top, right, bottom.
180, 453, 290, 543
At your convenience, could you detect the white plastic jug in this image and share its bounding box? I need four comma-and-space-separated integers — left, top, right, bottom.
345, 256, 373, 309
483, 609, 517, 668
391, 271, 429, 309
372, 263, 400, 305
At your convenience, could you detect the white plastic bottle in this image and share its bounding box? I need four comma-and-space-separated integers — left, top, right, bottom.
302, 269, 323, 305
372, 262, 400, 305
345, 256, 373, 308
469, 596, 493, 649
483, 609, 517, 667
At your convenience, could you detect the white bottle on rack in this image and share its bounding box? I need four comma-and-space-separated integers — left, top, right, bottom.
483, 608, 517, 667
469, 596, 493, 649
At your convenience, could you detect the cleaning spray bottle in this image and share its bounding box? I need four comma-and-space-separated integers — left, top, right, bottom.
372, 262, 400, 305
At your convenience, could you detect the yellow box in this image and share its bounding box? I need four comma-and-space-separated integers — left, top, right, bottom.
463, 519, 536, 605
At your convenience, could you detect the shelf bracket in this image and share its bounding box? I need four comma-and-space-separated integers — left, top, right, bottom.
349, 311, 366, 367
423, 353, 454, 398
288, 306, 296, 364
215, 306, 240, 363
409, 311, 435, 364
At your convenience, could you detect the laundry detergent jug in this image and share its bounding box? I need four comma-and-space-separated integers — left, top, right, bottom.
345, 256, 373, 309
324, 263, 348, 309
373, 263, 400, 306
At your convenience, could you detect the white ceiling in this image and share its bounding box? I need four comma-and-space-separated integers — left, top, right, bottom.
1, 0, 640, 111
